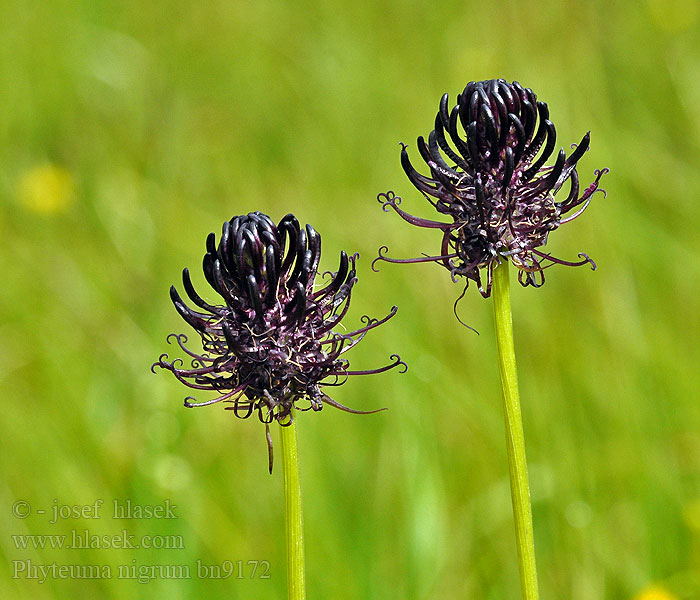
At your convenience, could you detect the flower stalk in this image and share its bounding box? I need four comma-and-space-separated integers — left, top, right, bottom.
375, 79, 608, 597
492, 260, 539, 600
280, 414, 306, 600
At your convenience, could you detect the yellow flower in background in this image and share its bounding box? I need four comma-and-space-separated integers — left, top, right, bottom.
633, 585, 678, 600
16, 164, 75, 214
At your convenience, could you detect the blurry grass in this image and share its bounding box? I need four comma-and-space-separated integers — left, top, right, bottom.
1, 0, 700, 598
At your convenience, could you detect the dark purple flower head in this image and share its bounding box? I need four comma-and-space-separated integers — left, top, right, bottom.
374, 79, 609, 296
153, 211, 404, 470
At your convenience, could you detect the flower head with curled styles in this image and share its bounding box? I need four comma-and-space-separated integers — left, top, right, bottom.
152, 211, 404, 471
374, 79, 609, 297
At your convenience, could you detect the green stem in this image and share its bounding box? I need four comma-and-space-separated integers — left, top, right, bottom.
492, 261, 540, 600
280, 415, 306, 600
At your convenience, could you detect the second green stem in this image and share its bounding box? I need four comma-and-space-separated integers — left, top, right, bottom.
492, 261, 540, 600
280, 414, 306, 600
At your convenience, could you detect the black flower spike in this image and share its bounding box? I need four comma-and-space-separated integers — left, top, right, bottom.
374, 79, 609, 297
152, 211, 405, 471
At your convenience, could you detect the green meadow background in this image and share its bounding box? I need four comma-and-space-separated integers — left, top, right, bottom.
2, 0, 699, 598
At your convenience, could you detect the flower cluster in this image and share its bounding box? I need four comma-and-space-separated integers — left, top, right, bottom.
152, 212, 404, 470
375, 79, 608, 296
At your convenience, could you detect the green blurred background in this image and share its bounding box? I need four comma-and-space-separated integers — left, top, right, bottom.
1, 0, 699, 598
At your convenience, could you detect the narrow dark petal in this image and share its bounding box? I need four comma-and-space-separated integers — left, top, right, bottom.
313, 250, 349, 300
469, 87, 481, 125
202, 252, 217, 290
264, 245, 279, 303
246, 274, 264, 320
287, 225, 307, 289
508, 113, 527, 166
286, 281, 307, 326
430, 162, 462, 191
439, 92, 451, 128
546, 148, 567, 188
249, 211, 277, 240
520, 99, 537, 141
214, 260, 238, 306
278, 214, 299, 277
294, 250, 310, 290
243, 227, 263, 282
458, 91, 471, 132
565, 132, 590, 167
477, 84, 491, 113
481, 104, 499, 156
512, 80, 525, 97
522, 101, 551, 164
427, 131, 463, 173
229, 216, 241, 240
343, 257, 357, 288
261, 229, 281, 258
234, 231, 249, 282
492, 90, 509, 147
206, 232, 217, 255
306, 224, 322, 281
462, 81, 476, 104
218, 220, 234, 275
433, 118, 468, 169
467, 121, 480, 166
447, 105, 471, 161
502, 147, 514, 195
523, 119, 556, 180
558, 169, 580, 210
169, 286, 210, 332
510, 82, 522, 114
182, 267, 220, 313
524, 86, 537, 110
417, 135, 437, 169
401, 147, 439, 195
498, 79, 515, 111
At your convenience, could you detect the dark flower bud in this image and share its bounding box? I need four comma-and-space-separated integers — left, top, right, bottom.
153, 211, 405, 471
375, 79, 609, 296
